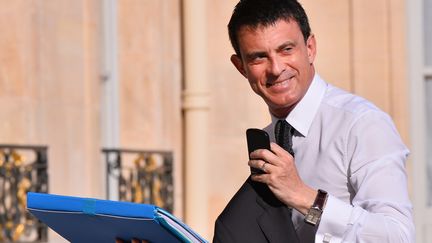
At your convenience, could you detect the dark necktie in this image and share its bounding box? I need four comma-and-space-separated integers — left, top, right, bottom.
274, 120, 295, 156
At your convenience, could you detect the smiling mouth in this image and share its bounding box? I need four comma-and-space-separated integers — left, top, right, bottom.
266, 80, 287, 87
265, 76, 294, 88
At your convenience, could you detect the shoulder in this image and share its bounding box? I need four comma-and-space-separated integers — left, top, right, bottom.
322, 84, 382, 118
216, 178, 258, 221
318, 84, 397, 132
318, 83, 405, 148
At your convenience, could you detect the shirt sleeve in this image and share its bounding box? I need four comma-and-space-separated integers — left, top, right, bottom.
315, 110, 415, 243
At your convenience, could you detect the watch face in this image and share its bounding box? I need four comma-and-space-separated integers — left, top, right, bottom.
304, 207, 322, 225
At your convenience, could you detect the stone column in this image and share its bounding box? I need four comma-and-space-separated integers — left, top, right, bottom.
181, 0, 209, 237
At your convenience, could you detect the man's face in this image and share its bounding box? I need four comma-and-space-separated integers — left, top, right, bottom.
231, 19, 316, 118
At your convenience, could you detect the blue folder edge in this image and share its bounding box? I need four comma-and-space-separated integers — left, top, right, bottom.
27, 192, 208, 243
156, 208, 206, 242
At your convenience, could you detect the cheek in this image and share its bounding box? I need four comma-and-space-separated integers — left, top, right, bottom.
248, 80, 268, 98
248, 80, 260, 93
245, 74, 261, 90
246, 65, 267, 81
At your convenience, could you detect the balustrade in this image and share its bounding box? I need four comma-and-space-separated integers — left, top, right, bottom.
0, 145, 48, 243
102, 148, 174, 212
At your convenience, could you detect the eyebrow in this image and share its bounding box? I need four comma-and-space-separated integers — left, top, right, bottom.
276, 41, 296, 52
243, 39, 299, 61
244, 40, 297, 59
245, 51, 267, 60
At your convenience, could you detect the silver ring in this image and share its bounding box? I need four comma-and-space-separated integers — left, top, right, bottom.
260, 162, 267, 172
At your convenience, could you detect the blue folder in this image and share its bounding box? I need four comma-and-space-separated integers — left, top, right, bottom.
27, 192, 207, 243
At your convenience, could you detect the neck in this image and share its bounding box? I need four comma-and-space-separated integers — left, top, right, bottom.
270, 69, 315, 118
270, 105, 295, 119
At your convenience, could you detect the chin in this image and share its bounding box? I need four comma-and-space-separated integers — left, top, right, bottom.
269, 97, 296, 107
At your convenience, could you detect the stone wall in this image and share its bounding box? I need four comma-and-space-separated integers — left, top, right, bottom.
0, 0, 409, 240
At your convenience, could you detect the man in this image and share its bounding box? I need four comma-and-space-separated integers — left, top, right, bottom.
213, 0, 415, 242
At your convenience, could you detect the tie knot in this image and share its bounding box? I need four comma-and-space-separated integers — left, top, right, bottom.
274, 120, 295, 155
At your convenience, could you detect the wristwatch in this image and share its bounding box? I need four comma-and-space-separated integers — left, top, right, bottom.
304, 189, 328, 226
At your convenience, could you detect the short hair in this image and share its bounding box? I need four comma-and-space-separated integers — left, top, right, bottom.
228, 0, 311, 56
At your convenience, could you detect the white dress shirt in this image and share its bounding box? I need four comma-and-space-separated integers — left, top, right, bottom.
263, 74, 415, 243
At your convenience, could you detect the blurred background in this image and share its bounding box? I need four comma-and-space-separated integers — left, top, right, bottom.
0, 0, 431, 242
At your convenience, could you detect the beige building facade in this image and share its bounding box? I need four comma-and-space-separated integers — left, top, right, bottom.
1, 0, 430, 241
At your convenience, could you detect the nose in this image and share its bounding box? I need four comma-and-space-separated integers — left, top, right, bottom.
268, 55, 285, 76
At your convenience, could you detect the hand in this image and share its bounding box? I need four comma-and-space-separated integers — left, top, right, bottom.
115, 238, 149, 243
248, 142, 317, 214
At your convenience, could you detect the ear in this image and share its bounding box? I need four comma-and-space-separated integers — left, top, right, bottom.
306, 34, 317, 64
230, 54, 247, 78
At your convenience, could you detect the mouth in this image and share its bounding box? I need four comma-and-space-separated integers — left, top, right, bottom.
266, 80, 286, 88
265, 76, 294, 88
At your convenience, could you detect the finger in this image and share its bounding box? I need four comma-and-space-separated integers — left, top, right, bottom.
248, 159, 263, 169
250, 172, 270, 183
270, 142, 285, 155
270, 142, 293, 160
248, 159, 274, 173
250, 149, 277, 166
250, 148, 276, 162
251, 145, 287, 167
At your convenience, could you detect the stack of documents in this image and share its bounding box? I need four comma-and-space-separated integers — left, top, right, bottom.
27, 192, 207, 243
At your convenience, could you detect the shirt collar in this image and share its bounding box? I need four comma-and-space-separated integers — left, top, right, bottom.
270, 74, 327, 137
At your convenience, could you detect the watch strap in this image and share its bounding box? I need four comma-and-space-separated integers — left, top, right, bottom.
314, 189, 328, 210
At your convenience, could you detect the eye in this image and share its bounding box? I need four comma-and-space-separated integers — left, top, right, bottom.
248, 54, 267, 64
255, 54, 266, 60
282, 47, 293, 53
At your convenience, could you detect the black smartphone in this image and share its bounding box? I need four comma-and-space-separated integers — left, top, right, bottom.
246, 128, 271, 174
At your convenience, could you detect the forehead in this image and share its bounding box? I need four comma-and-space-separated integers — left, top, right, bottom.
236, 19, 303, 50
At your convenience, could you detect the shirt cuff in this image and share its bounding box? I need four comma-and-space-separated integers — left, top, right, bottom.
315, 195, 352, 243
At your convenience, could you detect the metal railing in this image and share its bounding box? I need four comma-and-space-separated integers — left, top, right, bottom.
0, 145, 48, 243
102, 148, 174, 212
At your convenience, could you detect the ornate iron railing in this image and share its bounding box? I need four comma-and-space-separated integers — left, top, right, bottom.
0, 145, 48, 243
103, 148, 174, 212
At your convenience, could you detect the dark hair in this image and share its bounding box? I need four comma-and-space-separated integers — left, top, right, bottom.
228, 0, 311, 56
